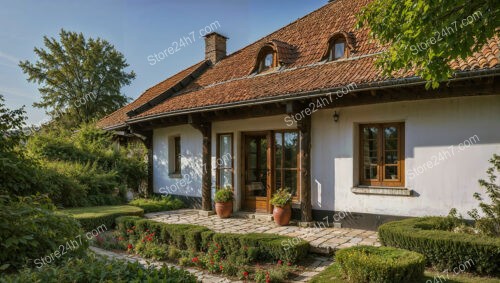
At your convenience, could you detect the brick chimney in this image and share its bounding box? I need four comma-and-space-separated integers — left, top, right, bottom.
204, 32, 227, 64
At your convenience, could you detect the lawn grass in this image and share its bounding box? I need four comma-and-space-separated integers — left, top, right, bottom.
309, 263, 500, 283
62, 205, 143, 218
61, 205, 144, 231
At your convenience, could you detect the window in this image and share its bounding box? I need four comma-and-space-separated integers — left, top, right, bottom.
216, 133, 233, 189
359, 123, 404, 187
274, 131, 299, 200
255, 46, 277, 73
173, 136, 181, 174
329, 38, 347, 61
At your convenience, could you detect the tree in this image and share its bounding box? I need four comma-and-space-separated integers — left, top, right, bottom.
0, 94, 26, 153
468, 154, 500, 237
357, 0, 499, 88
19, 29, 135, 127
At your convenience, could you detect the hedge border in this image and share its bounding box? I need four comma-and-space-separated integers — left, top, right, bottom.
336, 245, 425, 283
116, 216, 309, 263
378, 217, 500, 275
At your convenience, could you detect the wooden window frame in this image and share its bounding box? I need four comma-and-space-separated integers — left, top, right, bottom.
216, 133, 234, 189
274, 130, 300, 202
256, 46, 277, 73
173, 136, 181, 174
329, 37, 348, 61
359, 123, 405, 187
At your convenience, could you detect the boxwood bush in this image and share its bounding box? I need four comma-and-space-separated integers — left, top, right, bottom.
62, 205, 144, 232
117, 216, 309, 263
378, 217, 500, 275
0, 253, 197, 283
336, 246, 425, 283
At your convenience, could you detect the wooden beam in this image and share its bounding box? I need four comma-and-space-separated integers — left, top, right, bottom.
297, 114, 312, 222
190, 120, 212, 211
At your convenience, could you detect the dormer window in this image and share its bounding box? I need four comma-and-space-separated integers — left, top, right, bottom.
329, 38, 347, 61
323, 32, 354, 62
256, 47, 277, 73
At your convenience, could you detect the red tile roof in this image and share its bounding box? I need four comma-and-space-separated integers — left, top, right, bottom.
98, 0, 500, 129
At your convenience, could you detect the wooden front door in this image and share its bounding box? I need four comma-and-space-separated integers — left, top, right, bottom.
242, 132, 272, 213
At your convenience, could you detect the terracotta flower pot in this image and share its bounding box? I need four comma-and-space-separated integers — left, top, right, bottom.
215, 201, 233, 218
273, 204, 291, 226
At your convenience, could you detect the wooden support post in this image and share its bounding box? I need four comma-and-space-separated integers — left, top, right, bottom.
139, 131, 154, 197
190, 118, 212, 211
297, 114, 312, 222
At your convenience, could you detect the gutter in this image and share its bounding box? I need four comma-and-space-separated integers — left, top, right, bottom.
124, 67, 499, 125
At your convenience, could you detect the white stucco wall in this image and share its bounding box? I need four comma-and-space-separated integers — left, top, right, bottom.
311, 95, 500, 217
152, 95, 500, 218
153, 125, 204, 197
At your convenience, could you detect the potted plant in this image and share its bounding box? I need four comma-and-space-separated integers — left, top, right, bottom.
214, 186, 234, 218
270, 188, 293, 226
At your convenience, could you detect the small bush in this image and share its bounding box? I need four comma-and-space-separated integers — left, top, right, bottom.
379, 217, 500, 275
62, 205, 144, 232
0, 253, 197, 283
129, 195, 184, 213
335, 246, 425, 283
0, 195, 87, 273
214, 187, 234, 203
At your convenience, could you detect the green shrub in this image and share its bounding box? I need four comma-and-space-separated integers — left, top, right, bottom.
270, 188, 293, 207
0, 253, 197, 283
129, 195, 184, 213
0, 195, 87, 273
62, 205, 144, 232
214, 187, 234, 203
335, 246, 425, 283
116, 216, 309, 263
378, 217, 500, 275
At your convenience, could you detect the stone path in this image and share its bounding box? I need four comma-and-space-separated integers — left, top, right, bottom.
90, 246, 332, 282
146, 209, 380, 254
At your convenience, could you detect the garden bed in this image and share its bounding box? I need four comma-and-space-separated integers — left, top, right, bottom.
90, 216, 311, 282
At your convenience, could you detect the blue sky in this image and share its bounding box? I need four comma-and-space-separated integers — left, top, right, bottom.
0, 0, 325, 125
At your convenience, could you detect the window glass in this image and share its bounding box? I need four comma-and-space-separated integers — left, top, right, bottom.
174, 137, 181, 174
217, 134, 233, 189
334, 41, 345, 59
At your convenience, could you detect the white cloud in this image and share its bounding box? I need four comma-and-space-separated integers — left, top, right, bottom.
0, 50, 19, 67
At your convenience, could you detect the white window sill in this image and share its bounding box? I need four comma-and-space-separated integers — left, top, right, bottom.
169, 173, 182, 179
351, 186, 413, 196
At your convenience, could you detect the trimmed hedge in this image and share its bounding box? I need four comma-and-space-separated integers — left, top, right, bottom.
62, 205, 144, 232
378, 217, 500, 275
336, 246, 425, 283
117, 216, 309, 263
129, 195, 184, 213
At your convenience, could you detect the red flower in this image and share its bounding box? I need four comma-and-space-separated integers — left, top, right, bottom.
127, 244, 133, 250
287, 262, 292, 266
277, 260, 282, 266
191, 257, 199, 263
243, 271, 249, 277
219, 265, 223, 271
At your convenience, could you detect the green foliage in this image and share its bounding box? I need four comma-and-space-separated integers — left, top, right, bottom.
0, 95, 26, 153
61, 205, 144, 232
0, 253, 197, 283
468, 154, 500, 236
23, 124, 147, 207
378, 217, 500, 275
270, 188, 293, 207
129, 195, 184, 213
357, 0, 499, 88
214, 187, 234, 203
116, 216, 309, 263
0, 195, 87, 273
335, 246, 425, 283
255, 264, 292, 283
19, 29, 135, 128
